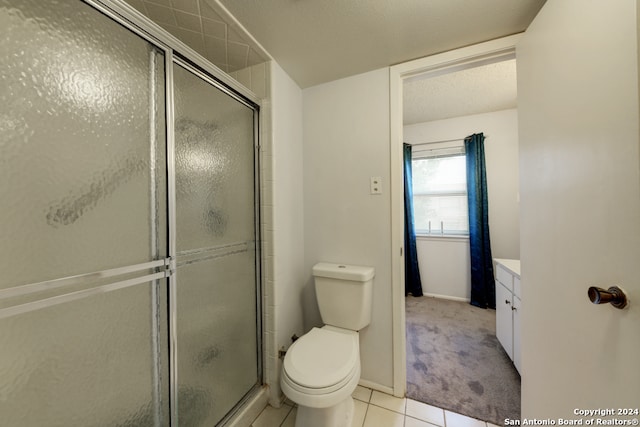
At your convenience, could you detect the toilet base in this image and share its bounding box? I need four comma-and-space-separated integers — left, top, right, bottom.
294, 396, 354, 427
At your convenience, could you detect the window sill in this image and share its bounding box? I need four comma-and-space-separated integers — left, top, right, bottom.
416, 234, 469, 242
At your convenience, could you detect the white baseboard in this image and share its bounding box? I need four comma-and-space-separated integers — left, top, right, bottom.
423, 293, 470, 303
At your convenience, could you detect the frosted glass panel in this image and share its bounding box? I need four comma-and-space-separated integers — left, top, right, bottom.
173, 62, 259, 425
0, 0, 167, 288
0, 280, 170, 426
173, 63, 256, 252
176, 252, 258, 425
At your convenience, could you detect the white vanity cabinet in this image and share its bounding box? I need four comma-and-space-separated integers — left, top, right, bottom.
494, 258, 521, 374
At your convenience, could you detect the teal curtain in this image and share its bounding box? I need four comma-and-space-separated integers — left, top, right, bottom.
464, 133, 495, 309
403, 144, 423, 296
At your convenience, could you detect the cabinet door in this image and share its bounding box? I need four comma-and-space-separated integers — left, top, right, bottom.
496, 265, 514, 292
495, 282, 513, 359
513, 295, 521, 374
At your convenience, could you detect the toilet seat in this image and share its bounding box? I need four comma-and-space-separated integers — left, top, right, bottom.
284, 327, 358, 389
281, 326, 360, 408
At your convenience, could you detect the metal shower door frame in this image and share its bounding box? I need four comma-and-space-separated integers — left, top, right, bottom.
168, 55, 263, 425
80, 1, 264, 425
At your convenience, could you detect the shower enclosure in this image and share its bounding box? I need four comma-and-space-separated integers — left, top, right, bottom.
0, 1, 262, 425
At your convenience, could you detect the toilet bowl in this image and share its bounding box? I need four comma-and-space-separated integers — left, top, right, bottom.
280, 262, 374, 427
282, 326, 360, 404
281, 326, 360, 426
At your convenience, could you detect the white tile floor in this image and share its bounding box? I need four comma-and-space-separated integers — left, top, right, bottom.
251, 385, 501, 427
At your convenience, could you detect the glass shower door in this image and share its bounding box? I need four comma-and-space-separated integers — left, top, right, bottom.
0, 1, 169, 425
172, 61, 260, 426
1, 1, 262, 425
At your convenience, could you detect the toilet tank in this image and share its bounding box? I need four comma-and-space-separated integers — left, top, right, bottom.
313, 262, 375, 331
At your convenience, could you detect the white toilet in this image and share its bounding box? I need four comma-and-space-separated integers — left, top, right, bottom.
281, 262, 374, 427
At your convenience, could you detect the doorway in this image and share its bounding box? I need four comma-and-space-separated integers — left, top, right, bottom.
389, 35, 522, 423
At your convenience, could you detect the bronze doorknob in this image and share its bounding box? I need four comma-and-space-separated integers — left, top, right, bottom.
587, 286, 628, 309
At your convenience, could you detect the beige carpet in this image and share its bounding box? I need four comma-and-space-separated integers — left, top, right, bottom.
406, 296, 520, 425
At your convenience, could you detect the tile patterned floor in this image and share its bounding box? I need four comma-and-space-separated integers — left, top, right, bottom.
251, 385, 502, 427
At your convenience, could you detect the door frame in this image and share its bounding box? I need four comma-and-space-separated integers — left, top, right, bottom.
388, 34, 522, 396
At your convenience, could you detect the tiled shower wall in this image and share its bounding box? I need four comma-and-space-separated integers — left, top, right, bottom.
230, 62, 306, 407
230, 62, 276, 403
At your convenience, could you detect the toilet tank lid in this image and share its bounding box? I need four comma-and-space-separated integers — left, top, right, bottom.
313, 262, 375, 282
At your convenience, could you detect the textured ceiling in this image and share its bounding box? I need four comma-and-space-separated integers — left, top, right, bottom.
218, 0, 545, 88
125, 0, 532, 124
403, 59, 518, 125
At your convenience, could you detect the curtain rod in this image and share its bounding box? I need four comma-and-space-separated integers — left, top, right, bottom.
408, 136, 488, 147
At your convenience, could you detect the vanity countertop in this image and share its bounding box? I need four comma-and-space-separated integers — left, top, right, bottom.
494, 258, 521, 278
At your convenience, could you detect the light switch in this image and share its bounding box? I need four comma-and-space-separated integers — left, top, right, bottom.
370, 176, 382, 195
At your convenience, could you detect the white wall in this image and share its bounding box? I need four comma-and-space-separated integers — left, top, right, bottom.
302, 68, 394, 391
414, 237, 471, 301
404, 109, 520, 299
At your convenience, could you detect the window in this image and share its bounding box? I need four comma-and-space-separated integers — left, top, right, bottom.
411, 150, 468, 236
